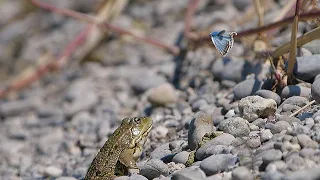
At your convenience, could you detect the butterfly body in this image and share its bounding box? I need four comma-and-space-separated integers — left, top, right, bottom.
210, 30, 237, 57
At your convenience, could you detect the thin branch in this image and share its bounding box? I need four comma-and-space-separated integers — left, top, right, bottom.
184, 0, 200, 39
29, 0, 180, 55
193, 9, 320, 43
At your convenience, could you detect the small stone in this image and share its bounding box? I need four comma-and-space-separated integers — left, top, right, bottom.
238, 96, 277, 122
255, 90, 281, 105
292, 54, 320, 81
281, 141, 301, 152
219, 117, 250, 137
211, 58, 252, 83
260, 129, 273, 142
195, 145, 232, 161
269, 121, 291, 134
0, 98, 42, 117
286, 156, 306, 171
252, 118, 266, 128
129, 70, 167, 93
232, 166, 253, 180
147, 83, 178, 106
140, 159, 169, 179
172, 151, 190, 165
312, 77, 320, 103
284, 167, 320, 180
249, 124, 259, 131
302, 40, 320, 54
265, 160, 287, 173
44, 166, 63, 178
167, 162, 185, 174
150, 143, 172, 160
128, 174, 148, 180
188, 112, 214, 150
246, 132, 261, 148
152, 126, 169, 139
196, 134, 235, 160
172, 166, 207, 180
289, 122, 310, 136
200, 154, 237, 176
261, 149, 282, 166
233, 79, 263, 100
297, 134, 318, 149
56, 177, 77, 180
281, 85, 311, 99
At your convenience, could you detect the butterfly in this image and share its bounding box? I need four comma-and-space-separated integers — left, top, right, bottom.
209, 30, 237, 57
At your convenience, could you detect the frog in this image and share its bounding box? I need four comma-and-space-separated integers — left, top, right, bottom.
85, 117, 152, 180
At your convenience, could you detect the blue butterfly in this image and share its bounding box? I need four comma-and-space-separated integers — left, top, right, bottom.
209, 30, 237, 57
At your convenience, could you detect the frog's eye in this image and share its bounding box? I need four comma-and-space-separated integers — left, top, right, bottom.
132, 127, 141, 136
133, 117, 141, 124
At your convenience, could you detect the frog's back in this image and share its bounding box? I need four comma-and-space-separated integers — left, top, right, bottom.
85, 127, 132, 179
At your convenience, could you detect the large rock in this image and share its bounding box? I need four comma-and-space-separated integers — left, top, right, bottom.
147, 83, 178, 106
238, 96, 277, 122
188, 112, 214, 150
233, 79, 263, 100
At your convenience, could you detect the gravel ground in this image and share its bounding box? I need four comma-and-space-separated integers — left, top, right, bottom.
1, 0, 320, 180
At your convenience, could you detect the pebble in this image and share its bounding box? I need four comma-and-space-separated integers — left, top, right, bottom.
172, 151, 190, 165
292, 54, 320, 81
171, 166, 207, 180
297, 134, 318, 149
196, 133, 235, 160
200, 154, 237, 176
129, 70, 167, 93
219, 117, 250, 137
255, 89, 281, 105
278, 96, 309, 109
195, 145, 232, 161
312, 77, 320, 103
231, 166, 253, 180
188, 112, 214, 150
261, 149, 283, 167
265, 160, 287, 173
252, 118, 266, 128
233, 79, 263, 100
150, 143, 172, 160
140, 159, 169, 179
260, 129, 273, 142
56, 177, 77, 180
44, 166, 63, 178
147, 83, 178, 106
238, 96, 277, 122
286, 156, 306, 171
152, 126, 169, 139
269, 121, 291, 134
211, 58, 252, 83
284, 167, 320, 180
0, 98, 42, 117
281, 85, 311, 99
281, 141, 301, 152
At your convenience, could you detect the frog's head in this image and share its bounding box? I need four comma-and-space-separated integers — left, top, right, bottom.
122, 117, 152, 148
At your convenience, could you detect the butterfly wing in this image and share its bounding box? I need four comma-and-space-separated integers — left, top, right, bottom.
212, 35, 229, 56
211, 31, 237, 56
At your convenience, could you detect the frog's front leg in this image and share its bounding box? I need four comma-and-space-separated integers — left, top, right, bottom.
119, 149, 139, 170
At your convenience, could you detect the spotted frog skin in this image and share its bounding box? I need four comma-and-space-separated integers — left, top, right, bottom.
85, 117, 152, 180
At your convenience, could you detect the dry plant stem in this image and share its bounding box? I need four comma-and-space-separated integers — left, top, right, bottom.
272, 26, 320, 58
267, 0, 296, 37
193, 9, 320, 43
29, 0, 179, 55
0, 26, 92, 99
287, 15, 298, 82
254, 0, 264, 28
184, 0, 200, 39
289, 100, 315, 117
